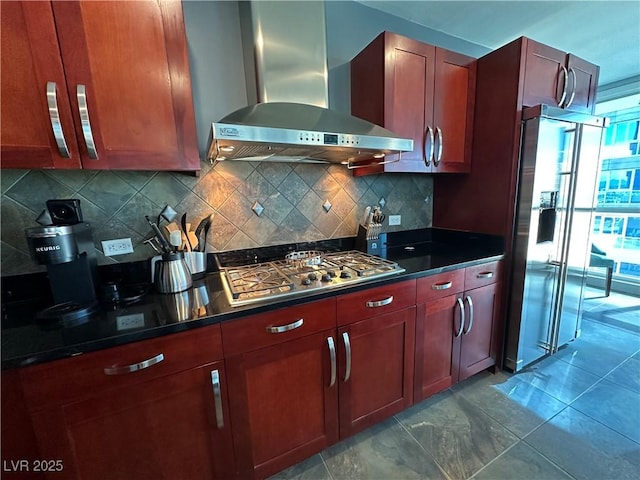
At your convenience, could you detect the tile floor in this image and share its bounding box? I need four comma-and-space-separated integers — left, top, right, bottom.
270, 289, 640, 480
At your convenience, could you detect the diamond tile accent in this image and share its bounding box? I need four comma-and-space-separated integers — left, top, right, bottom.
323, 199, 332, 212
379, 197, 386, 208
252, 201, 265, 217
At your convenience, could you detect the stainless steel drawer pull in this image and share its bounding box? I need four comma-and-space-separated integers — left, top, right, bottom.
464, 295, 474, 334
103, 353, 164, 375
476, 272, 494, 279
210, 370, 224, 429
365, 295, 394, 308
76, 85, 98, 159
327, 336, 336, 387
432, 281, 453, 291
423, 126, 434, 167
342, 332, 352, 382
455, 298, 465, 338
46, 82, 71, 158
266, 318, 303, 333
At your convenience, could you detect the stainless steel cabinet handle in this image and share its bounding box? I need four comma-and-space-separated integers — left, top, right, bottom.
432, 281, 453, 291
76, 85, 98, 159
464, 295, 474, 334
46, 82, 71, 158
327, 336, 336, 387
103, 353, 164, 375
210, 370, 224, 429
423, 126, 433, 167
455, 298, 465, 338
266, 318, 303, 333
342, 332, 352, 382
565, 67, 577, 108
476, 271, 494, 279
434, 127, 443, 166
558, 65, 569, 107
365, 295, 394, 308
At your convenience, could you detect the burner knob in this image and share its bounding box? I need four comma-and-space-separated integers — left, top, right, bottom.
308, 272, 317, 281
321, 273, 332, 282
340, 270, 352, 279
327, 270, 337, 278
301, 277, 312, 286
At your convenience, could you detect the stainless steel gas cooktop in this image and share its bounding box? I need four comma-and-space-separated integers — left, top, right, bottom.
219, 250, 405, 307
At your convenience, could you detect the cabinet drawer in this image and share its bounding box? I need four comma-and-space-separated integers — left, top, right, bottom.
417, 268, 465, 302
464, 260, 502, 290
20, 325, 223, 411
336, 279, 416, 326
221, 298, 336, 356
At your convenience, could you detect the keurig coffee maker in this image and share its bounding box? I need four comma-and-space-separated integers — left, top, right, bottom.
25, 199, 99, 320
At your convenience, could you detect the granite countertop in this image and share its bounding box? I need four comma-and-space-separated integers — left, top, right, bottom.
1, 228, 504, 369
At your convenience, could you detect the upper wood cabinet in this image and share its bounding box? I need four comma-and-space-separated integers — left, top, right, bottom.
0, 1, 200, 172
522, 38, 599, 114
351, 31, 476, 175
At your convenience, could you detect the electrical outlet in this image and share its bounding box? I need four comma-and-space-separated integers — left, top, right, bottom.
116, 313, 145, 331
102, 238, 134, 256
389, 215, 401, 226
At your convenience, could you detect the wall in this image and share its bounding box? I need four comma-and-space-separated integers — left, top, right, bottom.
0, 1, 483, 277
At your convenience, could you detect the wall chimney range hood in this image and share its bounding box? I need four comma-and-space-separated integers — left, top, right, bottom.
207, 1, 413, 168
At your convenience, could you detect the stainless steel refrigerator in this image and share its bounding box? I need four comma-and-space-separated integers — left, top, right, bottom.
504, 104, 608, 372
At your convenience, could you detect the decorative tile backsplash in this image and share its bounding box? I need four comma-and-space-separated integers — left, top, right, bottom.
1, 161, 433, 276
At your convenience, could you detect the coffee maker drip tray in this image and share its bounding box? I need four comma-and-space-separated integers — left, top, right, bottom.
37, 301, 100, 325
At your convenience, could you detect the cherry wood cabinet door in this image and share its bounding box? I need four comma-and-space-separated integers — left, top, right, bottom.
565, 54, 599, 113
458, 282, 501, 381
522, 40, 568, 109
225, 330, 339, 480
0, 1, 82, 169
414, 296, 461, 403
49, 0, 199, 171
28, 362, 235, 480
338, 307, 415, 438
432, 48, 476, 173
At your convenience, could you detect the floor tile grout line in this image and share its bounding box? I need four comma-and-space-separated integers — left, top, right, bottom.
317, 452, 335, 480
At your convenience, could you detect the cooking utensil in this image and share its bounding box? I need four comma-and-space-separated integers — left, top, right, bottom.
181, 213, 193, 252
145, 215, 171, 253
194, 214, 214, 252
362, 206, 371, 226
169, 230, 182, 251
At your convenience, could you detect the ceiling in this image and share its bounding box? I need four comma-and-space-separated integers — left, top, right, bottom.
356, 1, 640, 87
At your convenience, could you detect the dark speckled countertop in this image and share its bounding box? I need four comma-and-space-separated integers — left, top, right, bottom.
1, 228, 504, 369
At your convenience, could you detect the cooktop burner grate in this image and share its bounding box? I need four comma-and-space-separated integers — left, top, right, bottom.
219, 250, 405, 307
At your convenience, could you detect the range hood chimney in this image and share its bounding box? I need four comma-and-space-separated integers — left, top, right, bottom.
207, 1, 413, 168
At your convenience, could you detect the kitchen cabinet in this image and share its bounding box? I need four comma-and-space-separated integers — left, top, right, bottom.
0, 0, 199, 171
222, 298, 339, 480
522, 38, 599, 114
18, 325, 233, 480
336, 280, 416, 438
350, 31, 476, 175
414, 262, 502, 402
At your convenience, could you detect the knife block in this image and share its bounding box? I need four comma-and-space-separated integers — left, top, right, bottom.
356, 224, 387, 257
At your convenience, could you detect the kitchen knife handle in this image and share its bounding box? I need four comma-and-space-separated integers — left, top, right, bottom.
266, 318, 303, 334
210, 370, 224, 429
464, 295, 474, 334
46, 82, 71, 158
432, 281, 453, 291
476, 272, 494, 279
365, 295, 394, 308
558, 65, 569, 107
103, 353, 164, 375
342, 332, 352, 382
434, 127, 443, 166
455, 298, 465, 338
327, 336, 336, 387
565, 67, 577, 108
76, 84, 98, 159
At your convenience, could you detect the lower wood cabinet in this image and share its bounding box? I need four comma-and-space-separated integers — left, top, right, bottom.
18, 326, 234, 480
415, 261, 502, 403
